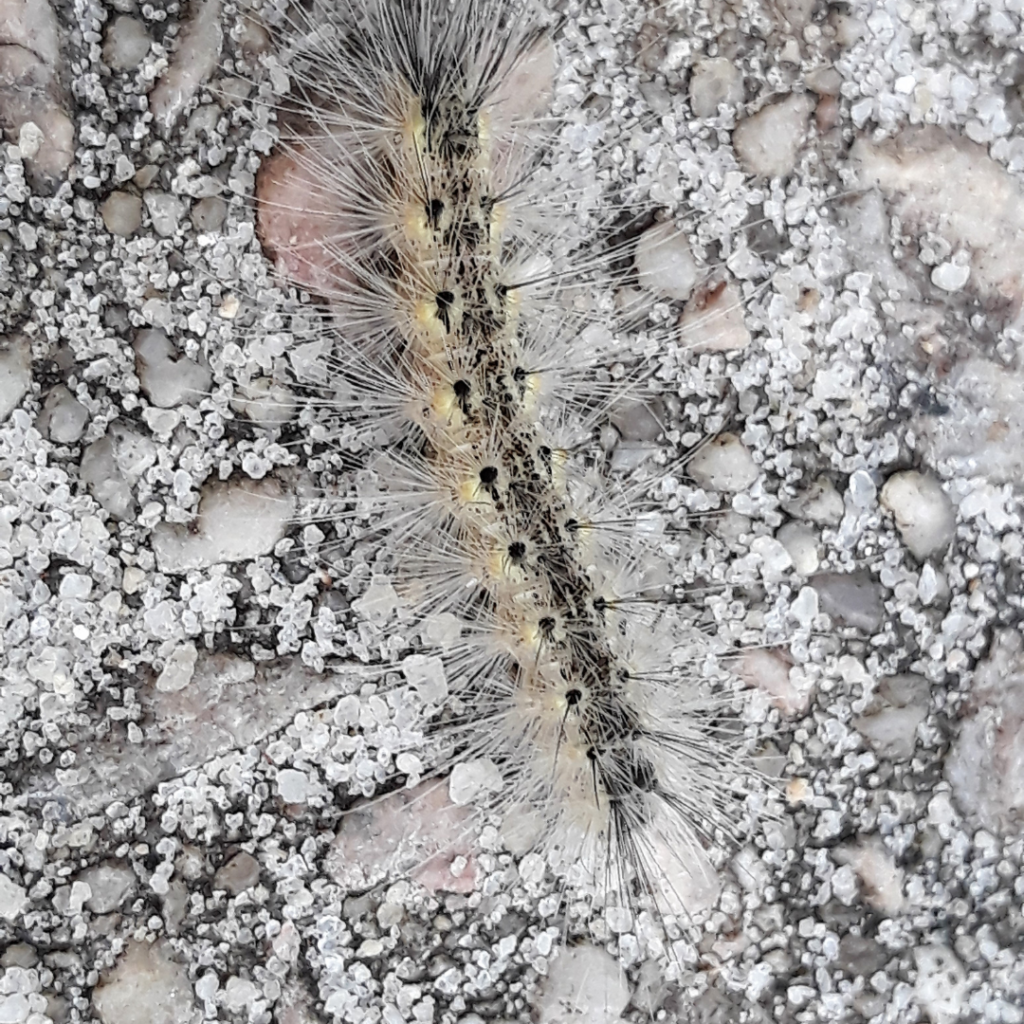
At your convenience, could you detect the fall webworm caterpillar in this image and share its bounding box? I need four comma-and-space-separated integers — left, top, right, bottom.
247, 0, 770, 948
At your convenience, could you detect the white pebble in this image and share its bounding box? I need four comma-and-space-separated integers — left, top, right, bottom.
913, 945, 967, 1024
401, 653, 448, 705
739, 648, 812, 715
151, 477, 293, 572
688, 432, 759, 492
679, 280, 751, 352
448, 758, 503, 805
879, 471, 955, 560
749, 535, 793, 582
143, 192, 187, 238
835, 838, 904, 915
790, 585, 819, 628
0, 875, 28, 922
784, 476, 845, 525
0, 993, 29, 1022
830, 864, 858, 905
847, 469, 877, 509
230, 377, 296, 427
155, 643, 198, 693
689, 57, 744, 118
352, 578, 401, 624
78, 862, 135, 914
80, 422, 157, 519
17, 120, 43, 160
853, 674, 930, 760
38, 384, 89, 443
222, 977, 258, 1014
776, 522, 820, 574
134, 329, 212, 408
918, 563, 945, 605
0, 336, 32, 422
635, 220, 700, 301
733, 94, 815, 177
276, 768, 310, 804
930, 259, 971, 292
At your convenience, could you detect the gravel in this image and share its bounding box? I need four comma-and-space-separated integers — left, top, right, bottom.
2, 0, 1024, 1022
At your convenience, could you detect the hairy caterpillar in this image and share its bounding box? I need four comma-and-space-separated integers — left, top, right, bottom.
252, 0, 761, 931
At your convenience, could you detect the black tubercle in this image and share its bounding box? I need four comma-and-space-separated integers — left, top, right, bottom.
452, 377, 472, 415
436, 290, 455, 332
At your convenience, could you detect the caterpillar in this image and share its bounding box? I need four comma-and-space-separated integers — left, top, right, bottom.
251, 0, 760, 933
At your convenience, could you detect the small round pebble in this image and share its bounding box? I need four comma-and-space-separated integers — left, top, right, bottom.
38, 384, 89, 443
213, 852, 260, 895
103, 15, 152, 71
739, 648, 812, 715
230, 377, 297, 427
133, 329, 212, 408
610, 397, 664, 441
853, 674, 930, 760
155, 643, 198, 693
150, 477, 294, 572
0, 875, 28, 923
276, 768, 310, 804
879, 470, 955, 560
190, 195, 227, 232
688, 432, 759, 492
101, 191, 143, 237
784, 476, 845, 525
930, 258, 971, 292
847, 468, 877, 509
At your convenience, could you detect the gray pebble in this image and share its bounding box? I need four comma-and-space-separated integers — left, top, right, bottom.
38, 385, 89, 443
144, 192, 187, 238
102, 16, 152, 71
190, 195, 227, 232
213, 852, 260, 895
100, 191, 143, 237
810, 570, 886, 632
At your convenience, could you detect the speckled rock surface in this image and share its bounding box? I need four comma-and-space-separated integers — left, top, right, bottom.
1, 1, 1023, 1023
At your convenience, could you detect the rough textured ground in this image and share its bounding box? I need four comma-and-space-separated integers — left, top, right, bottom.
1, 0, 1023, 1022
